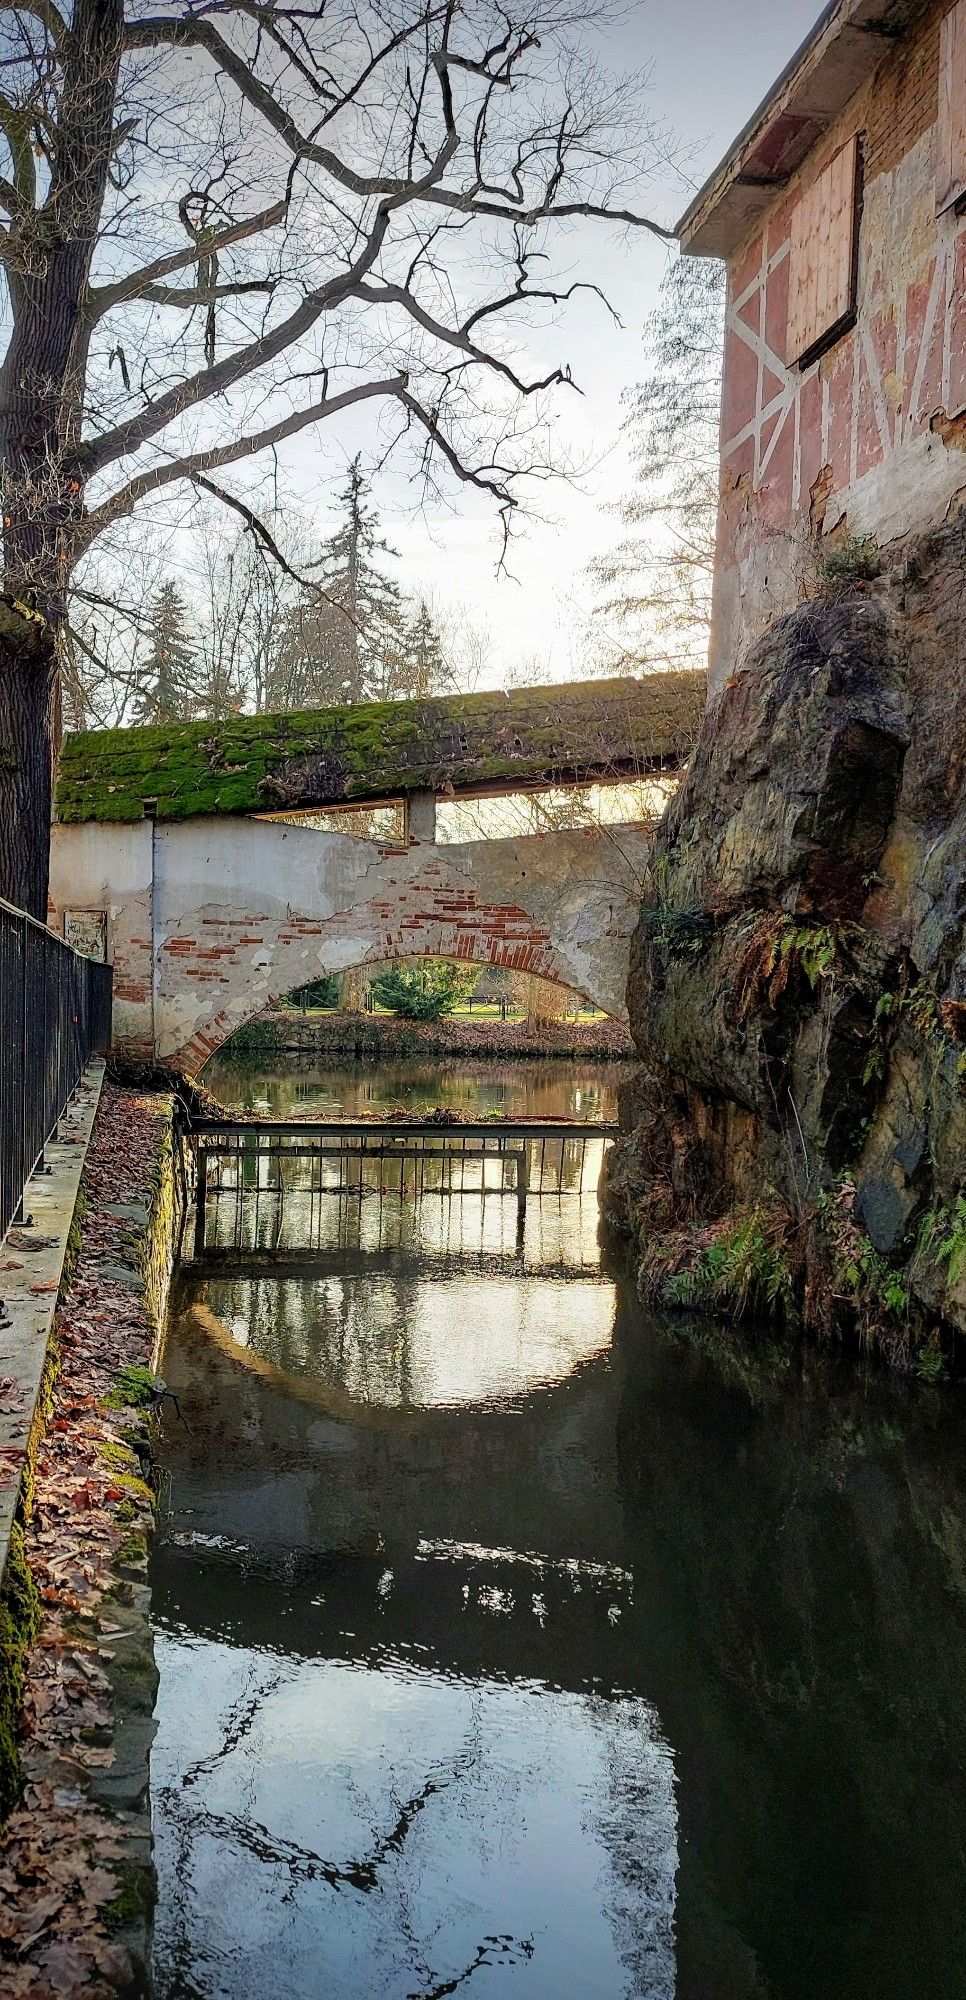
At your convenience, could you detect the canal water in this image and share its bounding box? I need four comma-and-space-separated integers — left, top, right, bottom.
150, 1056, 966, 1999
199, 1050, 630, 1126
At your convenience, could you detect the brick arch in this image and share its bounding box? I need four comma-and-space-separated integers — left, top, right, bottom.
168, 886, 600, 1077
49, 816, 648, 1070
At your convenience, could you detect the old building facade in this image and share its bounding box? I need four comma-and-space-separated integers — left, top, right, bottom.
680, 0, 966, 684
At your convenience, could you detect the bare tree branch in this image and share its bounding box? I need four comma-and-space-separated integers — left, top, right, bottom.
187, 472, 351, 605
124, 10, 671, 237
79, 373, 409, 541
0, 0, 67, 48
86, 197, 288, 320
81, 203, 396, 474
345, 279, 578, 398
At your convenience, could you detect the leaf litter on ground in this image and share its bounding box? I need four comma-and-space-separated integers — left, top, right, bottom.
0, 1084, 169, 1998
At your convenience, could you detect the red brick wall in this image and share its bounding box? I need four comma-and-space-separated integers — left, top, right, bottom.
164, 872, 566, 1076
865, 2, 943, 181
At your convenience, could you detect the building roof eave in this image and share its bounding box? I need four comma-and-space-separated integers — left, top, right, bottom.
676, 0, 931, 259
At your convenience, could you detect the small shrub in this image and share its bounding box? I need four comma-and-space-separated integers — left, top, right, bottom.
816, 1176, 912, 1357
658, 1204, 796, 1323
286, 974, 339, 1010
734, 914, 842, 1019
372, 959, 477, 1021
643, 904, 714, 961
916, 1194, 966, 1295
816, 534, 882, 593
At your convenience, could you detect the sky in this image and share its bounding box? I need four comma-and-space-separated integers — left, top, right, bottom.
277, 0, 823, 687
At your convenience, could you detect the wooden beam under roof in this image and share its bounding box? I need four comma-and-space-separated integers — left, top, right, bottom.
677, 0, 930, 259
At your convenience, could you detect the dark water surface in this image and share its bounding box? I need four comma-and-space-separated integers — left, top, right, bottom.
152, 1064, 966, 2000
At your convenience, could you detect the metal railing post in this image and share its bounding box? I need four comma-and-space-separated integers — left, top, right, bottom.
194, 1148, 209, 1259
0, 896, 114, 1243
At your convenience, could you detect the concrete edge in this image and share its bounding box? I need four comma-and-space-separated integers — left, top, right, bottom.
0, 1059, 105, 1573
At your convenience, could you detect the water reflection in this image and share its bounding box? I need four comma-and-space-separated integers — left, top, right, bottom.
194, 1264, 613, 1412
154, 1074, 966, 2000
153, 1637, 676, 2000
200, 1154, 609, 1267
200, 1052, 629, 1126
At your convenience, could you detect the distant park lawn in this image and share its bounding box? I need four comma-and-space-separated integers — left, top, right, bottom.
290, 999, 606, 1021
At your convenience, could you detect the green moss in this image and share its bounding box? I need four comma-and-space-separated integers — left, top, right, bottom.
59, 1186, 87, 1300
98, 1440, 154, 1507
19, 1338, 60, 1521
102, 1364, 161, 1412
104, 1860, 155, 1932
56, 674, 706, 824
111, 1644, 156, 1686
116, 1531, 149, 1567
0, 1525, 41, 1816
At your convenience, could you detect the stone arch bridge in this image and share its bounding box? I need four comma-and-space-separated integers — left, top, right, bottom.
49, 674, 704, 1075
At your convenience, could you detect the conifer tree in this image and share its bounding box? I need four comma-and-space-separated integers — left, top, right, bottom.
135, 581, 198, 723
279, 458, 407, 706
404, 599, 449, 698
591, 256, 725, 671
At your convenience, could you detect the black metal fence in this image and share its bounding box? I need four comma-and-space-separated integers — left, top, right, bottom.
0, 897, 113, 1243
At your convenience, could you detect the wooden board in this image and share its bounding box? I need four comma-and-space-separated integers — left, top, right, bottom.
938, 0, 966, 215
787, 134, 860, 367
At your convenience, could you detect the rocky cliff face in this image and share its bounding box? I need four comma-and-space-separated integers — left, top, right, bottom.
603, 514, 966, 1370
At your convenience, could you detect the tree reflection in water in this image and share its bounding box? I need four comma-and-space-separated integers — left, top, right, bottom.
152, 1066, 966, 2000
152, 1635, 677, 2000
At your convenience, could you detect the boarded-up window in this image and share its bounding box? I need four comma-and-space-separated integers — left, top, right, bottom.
787, 136, 860, 367
938, 0, 966, 215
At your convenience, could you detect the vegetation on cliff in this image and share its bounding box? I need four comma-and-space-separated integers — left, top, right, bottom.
604, 513, 966, 1374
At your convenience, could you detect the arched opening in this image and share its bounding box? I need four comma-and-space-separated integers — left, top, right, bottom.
217, 955, 608, 1048
148, 812, 641, 1075
192, 946, 626, 1117
171, 923, 622, 1078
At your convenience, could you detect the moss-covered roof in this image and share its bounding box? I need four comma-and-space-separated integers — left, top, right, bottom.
55, 671, 706, 825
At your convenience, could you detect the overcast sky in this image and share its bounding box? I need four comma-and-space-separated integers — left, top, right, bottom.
262, 2, 823, 685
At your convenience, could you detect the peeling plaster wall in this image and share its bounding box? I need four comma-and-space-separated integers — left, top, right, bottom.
50, 818, 651, 1073
49, 822, 155, 1055
713, 0, 966, 685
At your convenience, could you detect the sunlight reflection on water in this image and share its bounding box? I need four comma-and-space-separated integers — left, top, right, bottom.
152, 1633, 677, 2000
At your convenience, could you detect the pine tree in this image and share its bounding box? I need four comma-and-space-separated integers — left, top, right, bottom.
278, 458, 407, 707
404, 598, 448, 697
136, 581, 198, 723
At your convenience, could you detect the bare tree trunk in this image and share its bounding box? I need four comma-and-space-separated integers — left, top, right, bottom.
525, 974, 570, 1031
0, 605, 58, 918
0, 1, 123, 606
339, 966, 368, 1013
